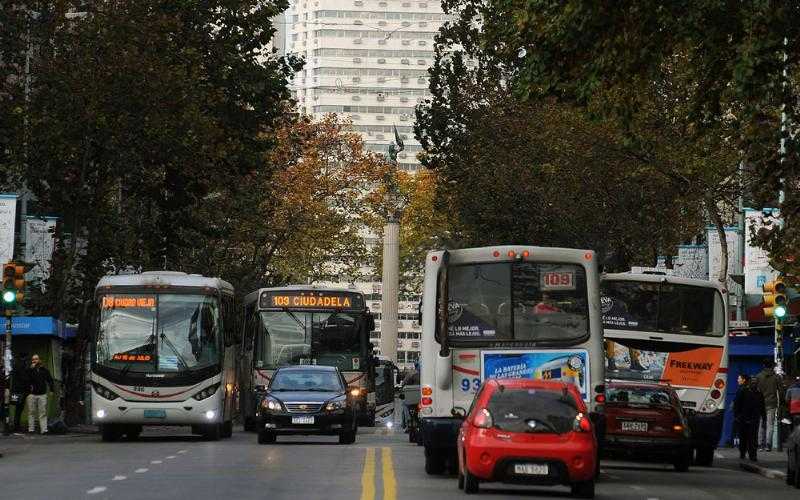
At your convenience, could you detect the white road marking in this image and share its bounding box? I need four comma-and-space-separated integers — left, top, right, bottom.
166, 455, 176, 459
630, 485, 644, 491
87, 487, 107, 495
647, 497, 660, 500
135, 468, 149, 473
177, 450, 187, 454
151, 460, 163, 464
112, 475, 127, 481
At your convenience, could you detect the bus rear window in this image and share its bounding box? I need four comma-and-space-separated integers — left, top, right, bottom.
446, 262, 589, 343
601, 281, 723, 337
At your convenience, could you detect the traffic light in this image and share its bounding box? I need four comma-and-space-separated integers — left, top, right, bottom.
2, 262, 16, 307
763, 279, 788, 320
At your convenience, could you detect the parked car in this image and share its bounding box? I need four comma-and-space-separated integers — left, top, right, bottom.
603, 380, 692, 471
257, 365, 357, 444
787, 424, 800, 488
456, 379, 597, 498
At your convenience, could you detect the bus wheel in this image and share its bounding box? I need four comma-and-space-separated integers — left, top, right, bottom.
125, 426, 142, 441
695, 446, 714, 467
203, 424, 221, 441
100, 424, 122, 442
424, 447, 445, 475
221, 420, 233, 438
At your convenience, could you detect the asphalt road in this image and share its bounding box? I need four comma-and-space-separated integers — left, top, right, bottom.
1, 427, 797, 500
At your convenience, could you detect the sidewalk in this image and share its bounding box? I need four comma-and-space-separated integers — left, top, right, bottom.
715, 446, 788, 481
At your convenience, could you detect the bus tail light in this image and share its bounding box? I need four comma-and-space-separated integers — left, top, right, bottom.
421, 397, 433, 406
714, 378, 725, 389
594, 394, 605, 404
710, 389, 721, 400
421, 386, 433, 396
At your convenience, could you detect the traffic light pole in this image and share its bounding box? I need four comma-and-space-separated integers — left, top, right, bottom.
2, 310, 11, 436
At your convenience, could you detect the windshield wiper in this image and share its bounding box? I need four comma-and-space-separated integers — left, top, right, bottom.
159, 329, 190, 371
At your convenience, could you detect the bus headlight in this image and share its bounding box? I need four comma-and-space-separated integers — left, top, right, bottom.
92, 382, 120, 401
192, 383, 220, 401
205, 410, 216, 420
96, 409, 106, 419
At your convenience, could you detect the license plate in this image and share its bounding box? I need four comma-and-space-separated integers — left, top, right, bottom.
621, 421, 648, 432
144, 409, 166, 419
291, 416, 314, 425
514, 463, 549, 475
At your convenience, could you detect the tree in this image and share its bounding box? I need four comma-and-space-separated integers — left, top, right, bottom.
189, 114, 393, 293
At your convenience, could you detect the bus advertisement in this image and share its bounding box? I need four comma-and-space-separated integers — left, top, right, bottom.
240, 286, 379, 429
418, 246, 606, 475
600, 273, 728, 466
90, 271, 239, 442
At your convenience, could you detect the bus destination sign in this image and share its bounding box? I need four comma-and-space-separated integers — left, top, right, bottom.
260, 291, 363, 310
102, 296, 156, 309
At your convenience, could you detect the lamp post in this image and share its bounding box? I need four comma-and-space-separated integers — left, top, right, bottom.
380, 127, 405, 364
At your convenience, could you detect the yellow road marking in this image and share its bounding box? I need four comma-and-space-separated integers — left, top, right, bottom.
360, 448, 376, 500
382, 447, 397, 500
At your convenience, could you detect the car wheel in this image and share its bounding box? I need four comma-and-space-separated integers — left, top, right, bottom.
463, 467, 479, 494
571, 479, 595, 499
100, 424, 121, 442
424, 448, 445, 475
694, 445, 714, 467
674, 450, 691, 472
258, 430, 276, 444
457, 470, 465, 490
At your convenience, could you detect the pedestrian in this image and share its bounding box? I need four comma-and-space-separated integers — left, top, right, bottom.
734, 374, 763, 461
11, 352, 30, 433
26, 354, 54, 435
755, 359, 783, 451
786, 376, 800, 429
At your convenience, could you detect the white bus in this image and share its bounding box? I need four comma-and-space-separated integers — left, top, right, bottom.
239, 286, 379, 428
419, 246, 606, 474
91, 271, 239, 441
600, 272, 728, 466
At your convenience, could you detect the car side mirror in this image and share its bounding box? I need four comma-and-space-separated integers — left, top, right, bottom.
452, 406, 467, 418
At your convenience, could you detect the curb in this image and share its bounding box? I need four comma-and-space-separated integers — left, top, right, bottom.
740, 461, 787, 481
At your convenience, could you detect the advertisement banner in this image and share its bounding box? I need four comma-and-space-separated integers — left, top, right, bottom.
0, 194, 17, 264
481, 350, 590, 401
605, 340, 723, 388
744, 208, 780, 295
24, 216, 58, 283
674, 245, 708, 279
707, 226, 741, 297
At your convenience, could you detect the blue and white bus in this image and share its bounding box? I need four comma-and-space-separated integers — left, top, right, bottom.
418, 246, 606, 474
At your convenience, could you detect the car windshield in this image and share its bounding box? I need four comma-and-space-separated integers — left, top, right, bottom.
95, 293, 221, 373
447, 262, 589, 343
601, 280, 724, 337
270, 370, 343, 392
606, 387, 674, 408
486, 386, 580, 434
256, 311, 364, 371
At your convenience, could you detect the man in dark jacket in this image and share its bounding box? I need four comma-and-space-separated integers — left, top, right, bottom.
734, 374, 764, 461
11, 352, 30, 433
755, 359, 783, 451
26, 354, 54, 434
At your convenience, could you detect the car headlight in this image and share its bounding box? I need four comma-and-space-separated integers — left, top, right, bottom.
92, 382, 120, 401
261, 397, 284, 412
192, 383, 220, 401
325, 398, 347, 412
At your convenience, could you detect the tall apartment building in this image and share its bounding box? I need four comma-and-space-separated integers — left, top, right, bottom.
283, 0, 446, 368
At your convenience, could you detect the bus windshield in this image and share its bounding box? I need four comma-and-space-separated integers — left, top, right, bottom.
601, 280, 724, 337
256, 311, 364, 371
95, 293, 221, 373
446, 262, 589, 343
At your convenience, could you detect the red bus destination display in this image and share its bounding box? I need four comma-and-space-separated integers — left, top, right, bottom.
259, 290, 364, 310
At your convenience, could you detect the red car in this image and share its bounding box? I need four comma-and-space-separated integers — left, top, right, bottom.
603, 381, 692, 471
457, 379, 597, 498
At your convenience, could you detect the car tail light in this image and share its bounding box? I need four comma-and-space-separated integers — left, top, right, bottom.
473, 408, 493, 429
710, 389, 721, 400
573, 413, 591, 432
421, 397, 433, 406
714, 378, 725, 389
673, 424, 684, 433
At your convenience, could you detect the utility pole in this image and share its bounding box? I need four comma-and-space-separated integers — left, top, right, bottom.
380, 127, 404, 364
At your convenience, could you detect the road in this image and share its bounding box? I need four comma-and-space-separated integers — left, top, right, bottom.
0, 427, 796, 500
